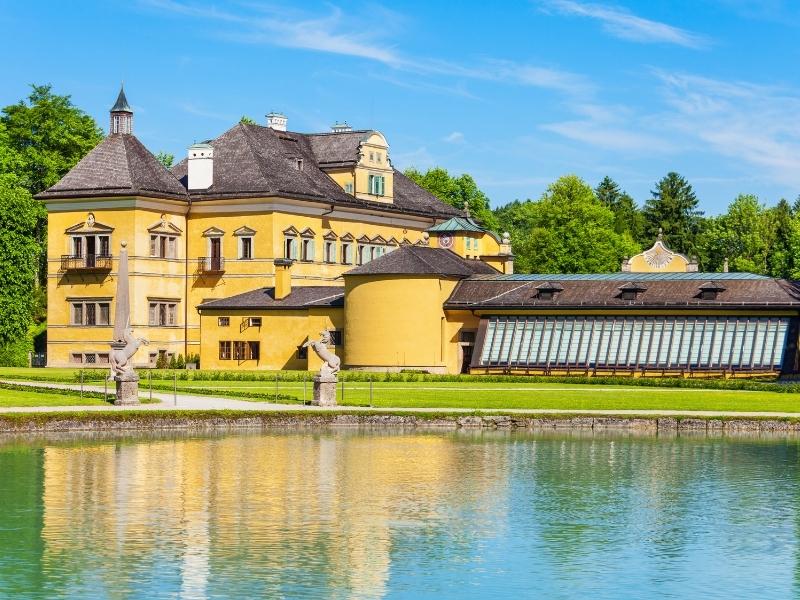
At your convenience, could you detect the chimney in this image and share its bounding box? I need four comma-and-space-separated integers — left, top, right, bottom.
266, 112, 287, 131
331, 121, 352, 133
274, 258, 293, 300
187, 142, 213, 190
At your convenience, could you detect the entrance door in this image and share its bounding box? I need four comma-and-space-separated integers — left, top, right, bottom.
85, 236, 96, 268
461, 345, 473, 374
210, 238, 221, 271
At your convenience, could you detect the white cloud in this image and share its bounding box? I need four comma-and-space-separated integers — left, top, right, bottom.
443, 131, 465, 143
543, 0, 710, 48
655, 72, 800, 185
144, 0, 591, 96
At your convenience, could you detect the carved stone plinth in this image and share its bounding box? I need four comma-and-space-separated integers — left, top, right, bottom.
114, 372, 140, 406
312, 376, 337, 407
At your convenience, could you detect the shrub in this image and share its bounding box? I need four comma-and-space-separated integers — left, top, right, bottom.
175, 354, 186, 369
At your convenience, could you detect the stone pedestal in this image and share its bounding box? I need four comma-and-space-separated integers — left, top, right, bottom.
312, 376, 337, 407
114, 372, 140, 406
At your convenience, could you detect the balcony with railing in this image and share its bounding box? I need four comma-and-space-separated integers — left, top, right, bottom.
196, 256, 225, 274
60, 254, 113, 272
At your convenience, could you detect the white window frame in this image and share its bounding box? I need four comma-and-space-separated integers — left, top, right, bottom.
324, 241, 336, 263
239, 236, 253, 260
284, 236, 298, 260
301, 238, 315, 262
148, 301, 178, 327
341, 242, 353, 265
70, 300, 111, 326
150, 234, 178, 259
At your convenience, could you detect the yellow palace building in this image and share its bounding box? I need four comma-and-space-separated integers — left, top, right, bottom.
39, 88, 800, 377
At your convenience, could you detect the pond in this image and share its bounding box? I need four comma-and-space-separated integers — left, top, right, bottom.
1, 428, 798, 599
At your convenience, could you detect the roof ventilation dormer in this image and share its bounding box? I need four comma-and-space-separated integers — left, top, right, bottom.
698, 281, 726, 301
266, 112, 287, 131
619, 282, 647, 301
535, 282, 564, 301
331, 121, 352, 133
187, 142, 214, 190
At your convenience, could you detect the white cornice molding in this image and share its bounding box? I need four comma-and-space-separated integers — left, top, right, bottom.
46, 196, 190, 215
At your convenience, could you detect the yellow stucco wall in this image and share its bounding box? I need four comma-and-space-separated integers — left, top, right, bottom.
46, 200, 188, 367
197, 307, 343, 371
343, 275, 468, 373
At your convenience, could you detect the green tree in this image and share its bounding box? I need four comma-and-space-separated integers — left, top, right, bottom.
595, 176, 645, 242
155, 151, 175, 169
696, 195, 772, 273
239, 115, 257, 125
1, 84, 103, 194
495, 175, 639, 273
0, 174, 43, 346
404, 167, 498, 230
643, 172, 703, 256
767, 198, 794, 278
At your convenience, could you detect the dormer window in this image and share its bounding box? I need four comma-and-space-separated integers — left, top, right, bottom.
368, 174, 385, 196
698, 281, 726, 301
619, 282, 647, 301
295, 158, 304, 171
535, 282, 564, 301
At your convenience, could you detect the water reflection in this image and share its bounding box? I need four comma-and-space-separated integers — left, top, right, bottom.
0, 430, 799, 599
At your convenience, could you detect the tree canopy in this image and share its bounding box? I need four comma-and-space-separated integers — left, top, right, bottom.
495, 175, 639, 273
1, 84, 103, 194
404, 167, 498, 230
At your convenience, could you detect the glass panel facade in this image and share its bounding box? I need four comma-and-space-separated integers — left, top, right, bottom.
478, 316, 789, 371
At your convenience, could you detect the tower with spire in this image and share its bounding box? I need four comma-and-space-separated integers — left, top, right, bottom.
110, 84, 133, 135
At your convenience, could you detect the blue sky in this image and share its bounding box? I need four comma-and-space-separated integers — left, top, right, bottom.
1, 0, 799, 214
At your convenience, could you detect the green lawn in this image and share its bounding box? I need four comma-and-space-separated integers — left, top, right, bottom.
0, 387, 112, 407
2, 367, 800, 413
162, 379, 800, 413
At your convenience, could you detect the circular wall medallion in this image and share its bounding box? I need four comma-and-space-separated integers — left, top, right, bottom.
439, 233, 454, 249
644, 245, 672, 268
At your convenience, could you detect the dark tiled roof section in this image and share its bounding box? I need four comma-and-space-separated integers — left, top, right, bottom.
306, 130, 371, 168
197, 285, 345, 310
171, 124, 463, 218
345, 246, 499, 277
37, 134, 188, 201
392, 170, 462, 217
445, 277, 800, 309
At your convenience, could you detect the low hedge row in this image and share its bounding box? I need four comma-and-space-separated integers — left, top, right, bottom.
0, 381, 109, 401
145, 383, 300, 404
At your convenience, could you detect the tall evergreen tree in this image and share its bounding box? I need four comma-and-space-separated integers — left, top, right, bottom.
595, 176, 645, 243
768, 198, 794, 278
643, 172, 703, 256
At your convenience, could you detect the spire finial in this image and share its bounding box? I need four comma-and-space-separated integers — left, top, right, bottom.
463, 201, 471, 218
657, 227, 663, 241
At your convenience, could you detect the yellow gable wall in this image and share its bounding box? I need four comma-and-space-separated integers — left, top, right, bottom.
354, 132, 393, 204
626, 253, 690, 273
197, 307, 343, 371
46, 200, 188, 367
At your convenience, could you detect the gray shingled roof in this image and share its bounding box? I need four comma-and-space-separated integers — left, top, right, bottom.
171, 123, 462, 219
197, 285, 345, 310
37, 134, 188, 201
445, 276, 800, 310
306, 130, 372, 168
345, 246, 499, 278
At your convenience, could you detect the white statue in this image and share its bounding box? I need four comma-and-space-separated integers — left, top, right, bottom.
110, 325, 148, 379
303, 330, 340, 380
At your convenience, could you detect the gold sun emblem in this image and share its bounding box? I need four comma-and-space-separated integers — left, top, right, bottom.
644, 244, 673, 268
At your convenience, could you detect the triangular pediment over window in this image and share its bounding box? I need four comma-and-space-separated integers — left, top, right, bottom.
339, 232, 354, 241
299, 227, 316, 238
371, 235, 388, 245
283, 226, 300, 236
323, 230, 338, 240
65, 218, 114, 234
148, 218, 183, 235
202, 226, 225, 237
386, 237, 400, 246
233, 226, 256, 237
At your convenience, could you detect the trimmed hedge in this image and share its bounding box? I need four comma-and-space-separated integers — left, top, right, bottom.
0, 381, 108, 401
